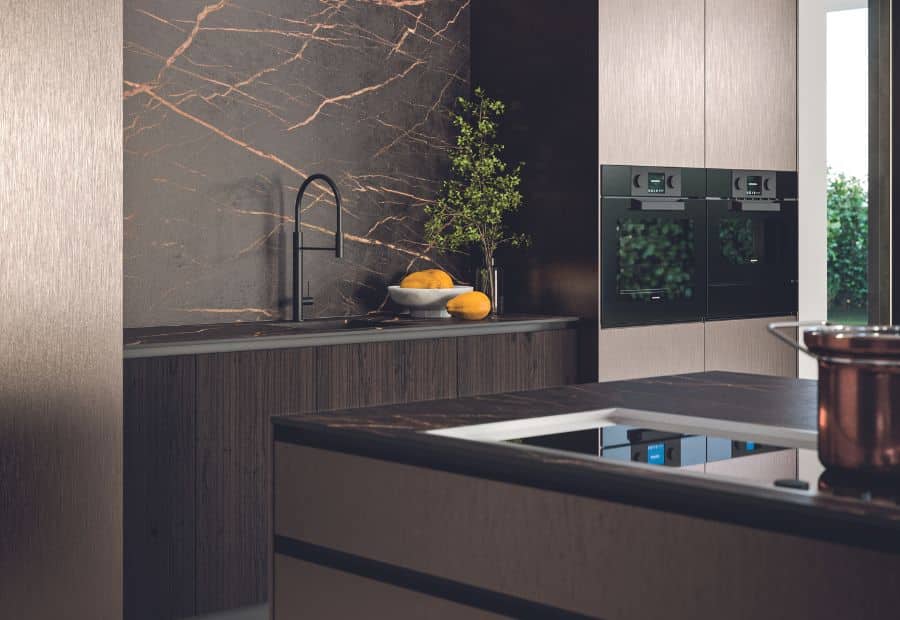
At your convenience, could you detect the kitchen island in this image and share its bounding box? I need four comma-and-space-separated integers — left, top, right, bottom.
272, 372, 900, 619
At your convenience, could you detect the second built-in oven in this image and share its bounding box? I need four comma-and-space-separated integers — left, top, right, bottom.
705, 169, 798, 319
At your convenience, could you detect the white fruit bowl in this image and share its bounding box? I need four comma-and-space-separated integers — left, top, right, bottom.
387, 285, 473, 319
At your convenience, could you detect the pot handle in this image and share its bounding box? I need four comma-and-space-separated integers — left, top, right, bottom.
766, 320, 827, 358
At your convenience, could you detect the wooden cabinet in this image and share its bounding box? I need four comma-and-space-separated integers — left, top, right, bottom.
124, 327, 577, 618
124, 356, 197, 620
599, 0, 797, 171
194, 349, 317, 614
704, 316, 797, 377
599, 0, 705, 167
458, 330, 578, 396
598, 323, 705, 382
705, 0, 797, 170
316, 339, 457, 411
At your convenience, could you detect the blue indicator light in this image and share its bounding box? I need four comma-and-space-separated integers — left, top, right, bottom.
647, 443, 665, 465
745, 441, 756, 452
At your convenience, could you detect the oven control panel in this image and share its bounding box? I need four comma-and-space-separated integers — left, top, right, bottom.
706, 168, 797, 200
733, 170, 776, 200
600, 165, 706, 198
631, 166, 681, 197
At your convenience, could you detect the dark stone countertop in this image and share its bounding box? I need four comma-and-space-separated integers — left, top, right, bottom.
124, 314, 579, 359
273, 371, 900, 554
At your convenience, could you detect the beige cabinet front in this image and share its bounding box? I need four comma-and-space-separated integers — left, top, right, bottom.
705, 0, 798, 170
599, 0, 705, 167
705, 316, 798, 377
598, 322, 705, 382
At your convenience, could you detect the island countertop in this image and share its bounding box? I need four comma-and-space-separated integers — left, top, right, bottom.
273, 371, 900, 555
124, 314, 579, 359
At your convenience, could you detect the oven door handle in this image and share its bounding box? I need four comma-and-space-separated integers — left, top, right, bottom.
630, 199, 686, 211
733, 201, 782, 212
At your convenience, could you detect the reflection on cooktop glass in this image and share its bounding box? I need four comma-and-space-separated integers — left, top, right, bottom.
507, 425, 800, 486
435, 409, 900, 508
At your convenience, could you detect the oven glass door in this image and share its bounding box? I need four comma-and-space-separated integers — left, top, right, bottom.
601, 198, 707, 327
707, 200, 797, 319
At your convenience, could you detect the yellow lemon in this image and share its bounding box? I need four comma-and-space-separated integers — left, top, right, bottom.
446, 291, 491, 320
399, 269, 454, 289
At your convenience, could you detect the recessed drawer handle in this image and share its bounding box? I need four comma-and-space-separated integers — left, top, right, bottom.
631, 199, 686, 212
734, 201, 781, 212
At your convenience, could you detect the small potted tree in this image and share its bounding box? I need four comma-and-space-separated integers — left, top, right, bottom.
425, 88, 528, 315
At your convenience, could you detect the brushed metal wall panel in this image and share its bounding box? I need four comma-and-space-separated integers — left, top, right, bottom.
599, 0, 705, 167
598, 323, 705, 381
705, 316, 798, 377
706, 0, 798, 170
0, 1, 123, 619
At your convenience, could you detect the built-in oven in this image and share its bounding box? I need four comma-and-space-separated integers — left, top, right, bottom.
601, 165, 707, 327
705, 169, 798, 319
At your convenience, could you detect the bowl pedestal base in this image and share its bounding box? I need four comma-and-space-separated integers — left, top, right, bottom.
409, 308, 451, 319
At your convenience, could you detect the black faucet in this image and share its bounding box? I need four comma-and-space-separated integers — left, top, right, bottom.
292, 173, 343, 321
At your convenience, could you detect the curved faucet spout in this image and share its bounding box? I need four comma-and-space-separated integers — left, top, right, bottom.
294, 173, 343, 258
292, 173, 344, 321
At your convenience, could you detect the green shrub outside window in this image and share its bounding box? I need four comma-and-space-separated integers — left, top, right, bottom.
827, 172, 868, 323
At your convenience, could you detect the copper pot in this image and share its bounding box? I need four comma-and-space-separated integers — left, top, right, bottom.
769, 322, 900, 474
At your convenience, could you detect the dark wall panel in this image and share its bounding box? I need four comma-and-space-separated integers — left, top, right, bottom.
472, 0, 599, 380
124, 0, 471, 327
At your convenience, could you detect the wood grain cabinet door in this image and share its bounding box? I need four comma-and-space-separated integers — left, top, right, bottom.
124, 356, 197, 620
599, 0, 705, 167
705, 0, 798, 170
457, 330, 578, 397
195, 348, 317, 615
316, 339, 458, 411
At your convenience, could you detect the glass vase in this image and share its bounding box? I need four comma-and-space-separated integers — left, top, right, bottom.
476, 258, 503, 316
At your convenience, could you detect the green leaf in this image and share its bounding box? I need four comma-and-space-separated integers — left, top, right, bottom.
425, 87, 529, 261
826, 170, 868, 310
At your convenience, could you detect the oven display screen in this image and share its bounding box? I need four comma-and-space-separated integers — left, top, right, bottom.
647, 172, 666, 193
746, 175, 763, 195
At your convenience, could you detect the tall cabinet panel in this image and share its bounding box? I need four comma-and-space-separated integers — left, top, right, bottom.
599, 0, 705, 167
705, 0, 798, 170
705, 317, 798, 378
598, 323, 705, 382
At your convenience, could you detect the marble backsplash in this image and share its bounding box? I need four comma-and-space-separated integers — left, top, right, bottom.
124, 0, 470, 327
